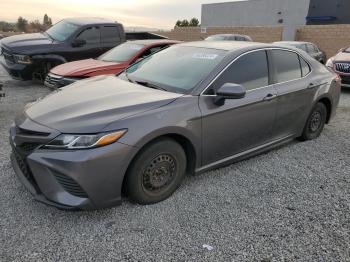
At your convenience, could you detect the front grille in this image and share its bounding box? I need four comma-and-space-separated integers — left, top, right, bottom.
53, 172, 88, 198
17, 127, 50, 137
19, 142, 41, 153
45, 74, 63, 88
335, 63, 350, 74
341, 76, 350, 86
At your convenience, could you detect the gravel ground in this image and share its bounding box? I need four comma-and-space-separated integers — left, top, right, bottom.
0, 65, 350, 261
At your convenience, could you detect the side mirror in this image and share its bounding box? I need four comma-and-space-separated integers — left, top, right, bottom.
339, 48, 346, 53
72, 39, 86, 48
214, 83, 246, 106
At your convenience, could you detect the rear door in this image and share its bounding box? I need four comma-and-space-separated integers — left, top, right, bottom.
199, 50, 278, 166
101, 26, 123, 53
269, 49, 314, 138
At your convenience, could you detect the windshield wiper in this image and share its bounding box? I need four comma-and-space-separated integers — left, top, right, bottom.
135, 81, 167, 91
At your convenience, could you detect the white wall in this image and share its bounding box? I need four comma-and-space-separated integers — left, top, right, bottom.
201, 0, 311, 40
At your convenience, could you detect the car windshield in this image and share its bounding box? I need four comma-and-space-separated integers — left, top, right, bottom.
45, 21, 79, 42
125, 46, 227, 94
344, 47, 350, 53
99, 43, 145, 62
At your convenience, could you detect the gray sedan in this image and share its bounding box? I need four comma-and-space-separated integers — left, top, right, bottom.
10, 41, 340, 210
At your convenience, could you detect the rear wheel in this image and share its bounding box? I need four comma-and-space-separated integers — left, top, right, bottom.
299, 102, 327, 141
126, 138, 186, 204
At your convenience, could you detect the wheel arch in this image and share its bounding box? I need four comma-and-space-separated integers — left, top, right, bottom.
121, 132, 199, 194
317, 96, 332, 123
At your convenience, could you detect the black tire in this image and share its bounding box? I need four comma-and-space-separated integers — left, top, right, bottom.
299, 102, 327, 141
126, 138, 186, 205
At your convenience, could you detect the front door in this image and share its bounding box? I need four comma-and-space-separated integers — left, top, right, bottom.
199, 50, 278, 166
70, 26, 102, 60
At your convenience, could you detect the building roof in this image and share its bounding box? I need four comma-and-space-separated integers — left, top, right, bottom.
274, 41, 311, 45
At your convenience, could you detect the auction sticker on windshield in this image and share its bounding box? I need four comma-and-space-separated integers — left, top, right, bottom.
193, 53, 219, 60
129, 45, 143, 51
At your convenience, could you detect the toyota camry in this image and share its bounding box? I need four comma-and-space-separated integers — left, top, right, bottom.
10, 41, 341, 210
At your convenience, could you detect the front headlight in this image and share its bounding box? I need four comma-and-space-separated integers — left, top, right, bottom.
326, 58, 334, 68
43, 130, 127, 149
13, 54, 32, 64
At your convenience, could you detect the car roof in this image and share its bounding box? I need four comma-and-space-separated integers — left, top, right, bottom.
274, 41, 312, 45
64, 17, 117, 26
126, 39, 181, 46
179, 41, 272, 51
209, 34, 249, 37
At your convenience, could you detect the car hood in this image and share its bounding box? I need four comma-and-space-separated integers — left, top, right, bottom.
331, 52, 350, 62
50, 58, 126, 77
24, 75, 183, 133
0, 33, 54, 54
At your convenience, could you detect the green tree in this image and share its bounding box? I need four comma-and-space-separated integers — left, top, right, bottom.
175, 20, 182, 27
16, 16, 28, 32
181, 19, 189, 27
189, 18, 200, 27
43, 14, 52, 26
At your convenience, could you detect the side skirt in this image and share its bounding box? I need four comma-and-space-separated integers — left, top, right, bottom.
195, 135, 295, 174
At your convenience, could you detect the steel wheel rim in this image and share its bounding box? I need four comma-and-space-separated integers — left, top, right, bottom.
142, 154, 177, 194
309, 111, 322, 132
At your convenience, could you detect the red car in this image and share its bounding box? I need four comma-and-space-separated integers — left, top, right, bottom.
45, 39, 180, 88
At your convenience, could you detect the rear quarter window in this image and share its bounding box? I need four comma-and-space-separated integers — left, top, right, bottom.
300, 56, 311, 77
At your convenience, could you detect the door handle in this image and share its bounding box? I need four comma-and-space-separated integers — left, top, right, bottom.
263, 93, 277, 101
307, 83, 316, 89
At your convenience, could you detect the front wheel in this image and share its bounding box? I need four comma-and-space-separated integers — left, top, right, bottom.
126, 138, 186, 205
299, 102, 327, 141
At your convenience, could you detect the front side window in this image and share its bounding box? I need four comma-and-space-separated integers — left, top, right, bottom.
45, 21, 79, 42
76, 27, 100, 44
210, 50, 269, 92
125, 46, 226, 94
271, 50, 302, 83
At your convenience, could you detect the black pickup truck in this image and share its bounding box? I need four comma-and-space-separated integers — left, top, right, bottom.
0, 18, 125, 81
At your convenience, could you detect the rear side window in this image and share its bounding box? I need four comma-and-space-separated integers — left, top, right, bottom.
101, 26, 121, 44
299, 44, 308, 52
271, 50, 302, 83
307, 44, 317, 53
300, 56, 311, 77
212, 50, 269, 91
76, 27, 100, 44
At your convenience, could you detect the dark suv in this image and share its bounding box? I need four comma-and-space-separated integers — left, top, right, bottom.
0, 18, 125, 81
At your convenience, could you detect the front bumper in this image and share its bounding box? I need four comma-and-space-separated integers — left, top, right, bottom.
0, 55, 36, 80
338, 74, 350, 88
10, 126, 138, 210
